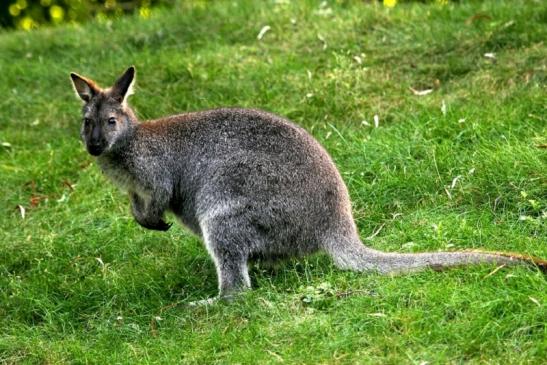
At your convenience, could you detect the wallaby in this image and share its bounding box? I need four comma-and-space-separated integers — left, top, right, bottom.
70, 66, 546, 300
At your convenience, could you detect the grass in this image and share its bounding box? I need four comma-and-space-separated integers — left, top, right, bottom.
0, 0, 546, 363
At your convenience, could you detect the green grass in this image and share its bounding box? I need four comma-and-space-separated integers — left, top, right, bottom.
1, 0, 546, 363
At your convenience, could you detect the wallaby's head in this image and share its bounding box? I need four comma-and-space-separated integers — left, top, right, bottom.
70, 66, 138, 156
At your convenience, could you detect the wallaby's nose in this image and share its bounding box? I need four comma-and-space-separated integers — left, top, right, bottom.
87, 143, 103, 156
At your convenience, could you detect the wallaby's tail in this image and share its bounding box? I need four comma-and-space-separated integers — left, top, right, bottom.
324, 235, 547, 274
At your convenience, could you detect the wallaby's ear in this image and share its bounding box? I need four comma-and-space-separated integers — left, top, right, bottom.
110, 66, 135, 104
70, 73, 99, 102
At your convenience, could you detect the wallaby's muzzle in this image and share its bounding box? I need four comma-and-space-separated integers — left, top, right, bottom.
87, 143, 104, 156
86, 127, 106, 156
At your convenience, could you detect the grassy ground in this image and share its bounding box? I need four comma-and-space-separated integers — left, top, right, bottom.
1, 0, 546, 363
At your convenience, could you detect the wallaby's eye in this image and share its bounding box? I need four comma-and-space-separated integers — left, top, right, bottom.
84, 118, 92, 126
108, 117, 117, 125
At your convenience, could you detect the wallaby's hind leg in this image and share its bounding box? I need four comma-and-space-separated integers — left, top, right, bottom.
201, 221, 251, 299
214, 247, 251, 298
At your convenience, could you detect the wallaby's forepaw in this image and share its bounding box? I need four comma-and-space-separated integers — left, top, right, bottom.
156, 220, 172, 231
137, 219, 172, 231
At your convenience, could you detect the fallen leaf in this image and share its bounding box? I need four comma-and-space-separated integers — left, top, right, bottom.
465, 13, 492, 24
257, 25, 271, 40
368, 312, 387, 317
63, 180, 75, 191
30, 195, 45, 207
16, 205, 25, 219
450, 175, 462, 189
56, 193, 68, 203
484, 265, 506, 278
409, 87, 433, 96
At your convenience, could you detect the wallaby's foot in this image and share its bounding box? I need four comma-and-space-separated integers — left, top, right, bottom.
186, 292, 242, 307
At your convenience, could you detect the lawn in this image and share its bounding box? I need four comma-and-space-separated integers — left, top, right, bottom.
0, 0, 546, 363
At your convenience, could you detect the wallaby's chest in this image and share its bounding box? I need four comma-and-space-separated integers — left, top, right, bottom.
97, 156, 141, 193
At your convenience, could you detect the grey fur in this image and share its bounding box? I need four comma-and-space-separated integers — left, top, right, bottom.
70, 67, 543, 299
